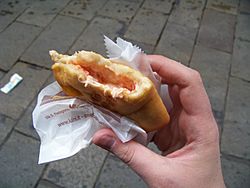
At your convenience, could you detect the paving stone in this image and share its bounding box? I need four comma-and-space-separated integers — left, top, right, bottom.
169, 0, 206, 29
221, 77, 250, 159
98, 0, 141, 22
15, 74, 54, 139
0, 0, 32, 32
236, 14, 250, 41
95, 154, 147, 188
44, 73, 56, 85
0, 22, 42, 71
21, 15, 87, 68
231, 39, 250, 81
37, 180, 62, 188
190, 45, 231, 129
125, 0, 143, 2
240, 0, 250, 13
0, 114, 16, 145
0, 131, 45, 188
197, 9, 236, 53
14, 98, 39, 139
0, 62, 50, 119
155, 22, 197, 65
70, 17, 124, 56
142, 0, 174, 14
221, 157, 250, 188
207, 0, 239, 15
17, 0, 70, 27
0, 71, 5, 79
61, 0, 107, 21
43, 145, 108, 188
124, 8, 168, 45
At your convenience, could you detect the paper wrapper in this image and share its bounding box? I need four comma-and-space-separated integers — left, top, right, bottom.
33, 36, 172, 164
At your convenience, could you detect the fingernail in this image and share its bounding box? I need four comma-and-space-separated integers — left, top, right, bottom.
98, 135, 116, 150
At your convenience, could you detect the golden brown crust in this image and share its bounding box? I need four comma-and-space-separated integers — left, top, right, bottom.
50, 50, 170, 132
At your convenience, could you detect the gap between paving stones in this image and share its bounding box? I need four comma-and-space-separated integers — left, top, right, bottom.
0, 1, 29, 33
124, 1, 170, 46
0, 74, 50, 150
152, 1, 176, 52
197, 9, 236, 53
0, 1, 73, 71
154, 21, 197, 65
185, 1, 238, 147
17, 0, 72, 27
126, 0, 146, 26
0, 131, 45, 187
153, 0, 207, 66
0, 117, 18, 150
206, 0, 240, 15
12, 75, 56, 139
0, 72, 56, 186
219, 5, 239, 143
62, 0, 123, 56
92, 151, 110, 188
42, 145, 108, 187
14, 128, 39, 141
98, 0, 142, 23
59, 0, 110, 22
235, 13, 250, 43
142, 0, 175, 14
17, 0, 76, 69
36, 179, 64, 188
220, 54, 233, 144
185, 0, 234, 147
223, 72, 250, 148
34, 164, 50, 188
221, 152, 250, 166
187, 0, 210, 67
0, 22, 42, 71
18, 60, 51, 71
230, 75, 250, 83
59, 0, 126, 56
66, 16, 127, 56
0, 62, 52, 146
21, 15, 88, 68
125, 9, 168, 46
190, 45, 231, 136
0, 63, 51, 120
62, 0, 111, 45
69, 16, 125, 55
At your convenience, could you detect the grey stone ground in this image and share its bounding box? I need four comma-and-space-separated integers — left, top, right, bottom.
0, 0, 249, 187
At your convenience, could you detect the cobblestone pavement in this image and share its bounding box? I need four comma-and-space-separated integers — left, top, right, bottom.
0, 0, 250, 187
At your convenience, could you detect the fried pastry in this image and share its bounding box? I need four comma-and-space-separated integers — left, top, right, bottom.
50, 50, 170, 132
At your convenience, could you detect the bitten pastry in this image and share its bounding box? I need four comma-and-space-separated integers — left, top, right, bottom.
50, 50, 170, 132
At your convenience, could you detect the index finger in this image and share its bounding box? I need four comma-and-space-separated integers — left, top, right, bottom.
147, 55, 212, 116
147, 55, 199, 87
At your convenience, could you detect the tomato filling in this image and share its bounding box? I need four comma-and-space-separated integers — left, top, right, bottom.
75, 64, 135, 92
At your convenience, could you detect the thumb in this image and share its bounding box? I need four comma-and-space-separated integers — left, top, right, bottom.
92, 128, 163, 180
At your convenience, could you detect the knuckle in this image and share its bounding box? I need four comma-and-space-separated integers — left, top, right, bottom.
157, 55, 166, 60
189, 69, 203, 84
119, 145, 135, 165
191, 69, 201, 79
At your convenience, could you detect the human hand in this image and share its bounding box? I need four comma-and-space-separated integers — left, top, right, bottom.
92, 55, 225, 188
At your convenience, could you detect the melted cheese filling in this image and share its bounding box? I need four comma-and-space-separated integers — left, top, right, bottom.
76, 65, 136, 98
